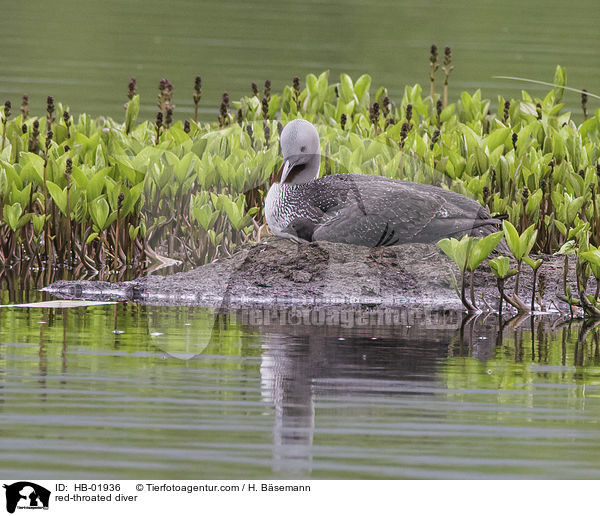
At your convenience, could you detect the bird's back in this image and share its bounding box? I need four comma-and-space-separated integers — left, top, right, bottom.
273, 173, 500, 247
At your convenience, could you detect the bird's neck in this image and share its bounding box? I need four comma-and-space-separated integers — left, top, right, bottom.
286, 154, 321, 185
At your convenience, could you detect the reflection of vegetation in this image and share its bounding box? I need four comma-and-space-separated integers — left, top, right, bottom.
0, 304, 262, 366
0, 303, 269, 478
445, 315, 600, 393
4, 299, 600, 479
149, 308, 263, 364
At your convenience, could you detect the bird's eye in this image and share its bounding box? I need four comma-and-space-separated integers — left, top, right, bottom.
300, 146, 306, 152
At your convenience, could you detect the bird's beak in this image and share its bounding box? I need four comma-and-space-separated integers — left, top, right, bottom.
276, 156, 299, 184
280, 158, 292, 184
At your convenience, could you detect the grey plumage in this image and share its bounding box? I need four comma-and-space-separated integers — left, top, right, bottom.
265, 119, 502, 248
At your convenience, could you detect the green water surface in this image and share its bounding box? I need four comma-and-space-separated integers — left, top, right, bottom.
2, 292, 600, 479
2, 0, 600, 480
1, 0, 599, 119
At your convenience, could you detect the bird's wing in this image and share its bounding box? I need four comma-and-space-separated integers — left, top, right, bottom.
310, 174, 496, 246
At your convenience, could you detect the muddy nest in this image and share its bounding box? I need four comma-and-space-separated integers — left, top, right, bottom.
44, 237, 575, 311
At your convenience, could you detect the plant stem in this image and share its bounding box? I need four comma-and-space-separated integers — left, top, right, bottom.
115, 208, 121, 272
443, 81, 448, 109
498, 278, 504, 316
42, 158, 50, 259
576, 258, 600, 318
460, 269, 475, 312
531, 268, 538, 312
563, 254, 569, 299
1, 120, 6, 151
514, 260, 522, 295
469, 269, 477, 310
66, 187, 71, 264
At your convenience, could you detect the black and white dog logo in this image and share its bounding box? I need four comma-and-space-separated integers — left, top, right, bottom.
3, 482, 51, 514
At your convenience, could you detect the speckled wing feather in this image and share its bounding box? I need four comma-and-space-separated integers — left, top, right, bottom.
301, 174, 499, 247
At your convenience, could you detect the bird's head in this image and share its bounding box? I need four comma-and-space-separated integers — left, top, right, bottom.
276, 119, 321, 185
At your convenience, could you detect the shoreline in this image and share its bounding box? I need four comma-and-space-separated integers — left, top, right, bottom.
43, 237, 580, 314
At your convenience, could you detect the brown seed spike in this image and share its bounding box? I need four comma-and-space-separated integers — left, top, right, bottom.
20, 94, 29, 118
430, 44, 438, 63
128, 77, 137, 100
443, 46, 452, 65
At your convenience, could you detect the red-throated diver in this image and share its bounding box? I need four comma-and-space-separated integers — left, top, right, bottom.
265, 119, 502, 247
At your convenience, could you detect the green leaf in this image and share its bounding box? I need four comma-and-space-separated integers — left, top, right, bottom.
19, 153, 45, 184
32, 214, 45, 235
520, 224, 538, 258
440, 104, 456, 122
502, 221, 537, 261
46, 181, 68, 215
566, 196, 585, 224
468, 232, 503, 271
89, 197, 110, 231
128, 225, 140, 241
305, 74, 318, 95
353, 74, 372, 101
523, 256, 543, 270
552, 65, 566, 104
554, 219, 567, 236
86, 232, 99, 244
438, 235, 474, 272
520, 102, 537, 118
3, 202, 23, 232
489, 256, 510, 278
125, 94, 140, 134
502, 220, 521, 259
87, 167, 110, 202
556, 240, 577, 255
339, 74, 354, 104
483, 127, 510, 152
580, 249, 600, 268
316, 70, 329, 96
525, 190, 543, 217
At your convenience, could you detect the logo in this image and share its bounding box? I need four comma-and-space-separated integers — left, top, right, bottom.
3, 482, 51, 514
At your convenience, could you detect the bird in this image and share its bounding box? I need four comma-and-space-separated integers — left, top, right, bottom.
265, 119, 502, 247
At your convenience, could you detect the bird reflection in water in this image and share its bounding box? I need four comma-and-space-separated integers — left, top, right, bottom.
248, 307, 486, 475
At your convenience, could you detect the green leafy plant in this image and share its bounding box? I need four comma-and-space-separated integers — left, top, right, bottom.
438, 232, 502, 312
0, 57, 598, 315
489, 256, 519, 315
580, 246, 600, 309
502, 221, 538, 309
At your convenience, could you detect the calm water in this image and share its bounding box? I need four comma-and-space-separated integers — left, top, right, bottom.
1, 0, 599, 120
3, 0, 600, 479
2, 285, 600, 479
